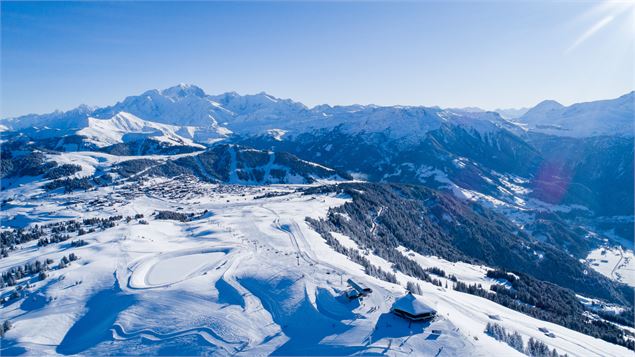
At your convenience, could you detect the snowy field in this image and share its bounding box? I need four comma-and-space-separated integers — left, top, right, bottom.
0, 168, 632, 356
586, 246, 635, 288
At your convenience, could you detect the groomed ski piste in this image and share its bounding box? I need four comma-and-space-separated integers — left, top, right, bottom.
0, 152, 632, 356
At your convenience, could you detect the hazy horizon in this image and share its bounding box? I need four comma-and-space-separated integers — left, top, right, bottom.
2, 1, 633, 117
4, 82, 634, 119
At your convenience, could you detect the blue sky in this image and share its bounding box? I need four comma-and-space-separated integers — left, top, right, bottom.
1, 1, 633, 117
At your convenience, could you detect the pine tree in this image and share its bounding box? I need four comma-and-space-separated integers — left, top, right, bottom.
508, 331, 524, 352
3, 320, 12, 332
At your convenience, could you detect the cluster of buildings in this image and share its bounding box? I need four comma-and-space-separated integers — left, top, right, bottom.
346, 278, 437, 322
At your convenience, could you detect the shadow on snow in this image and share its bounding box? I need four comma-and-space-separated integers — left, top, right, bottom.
56, 274, 136, 355
239, 276, 365, 356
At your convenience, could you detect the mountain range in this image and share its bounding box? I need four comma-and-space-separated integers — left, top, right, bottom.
1, 84, 634, 355
4, 84, 631, 145
2, 84, 633, 219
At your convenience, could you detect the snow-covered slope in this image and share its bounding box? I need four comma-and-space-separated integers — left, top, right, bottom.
586, 246, 635, 287
78, 112, 210, 148
1, 85, 633, 356
1, 173, 632, 356
518, 92, 634, 137
1, 109, 228, 149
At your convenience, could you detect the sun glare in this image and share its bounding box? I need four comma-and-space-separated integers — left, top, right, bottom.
567, 0, 635, 53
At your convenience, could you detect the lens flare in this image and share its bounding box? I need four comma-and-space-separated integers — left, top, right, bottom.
566, 0, 634, 53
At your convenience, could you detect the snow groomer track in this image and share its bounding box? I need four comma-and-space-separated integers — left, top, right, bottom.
127, 246, 235, 289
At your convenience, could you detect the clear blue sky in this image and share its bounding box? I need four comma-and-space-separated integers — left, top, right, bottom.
2, 1, 633, 117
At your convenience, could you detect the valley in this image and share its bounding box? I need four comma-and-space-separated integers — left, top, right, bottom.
1, 85, 633, 356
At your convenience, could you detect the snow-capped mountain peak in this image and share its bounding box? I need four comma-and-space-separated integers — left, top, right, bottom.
2, 86, 632, 143
91, 85, 230, 128
159, 83, 207, 99
530, 99, 564, 113
209, 91, 307, 115
518, 92, 634, 137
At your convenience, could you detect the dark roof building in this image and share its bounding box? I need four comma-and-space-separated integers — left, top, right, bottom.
347, 278, 372, 298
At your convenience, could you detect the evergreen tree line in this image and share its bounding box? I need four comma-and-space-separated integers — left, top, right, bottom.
454, 271, 635, 350
1, 253, 79, 306
155, 210, 208, 222
485, 322, 525, 353
426, 266, 446, 277
1, 253, 79, 288
38, 234, 71, 247
43, 172, 113, 193
70, 239, 88, 247
1, 259, 53, 287
306, 217, 397, 283
1, 215, 124, 257
0, 152, 56, 179
406, 281, 424, 295
302, 182, 633, 307
485, 322, 567, 357
1, 226, 45, 257
44, 164, 82, 180
304, 183, 634, 350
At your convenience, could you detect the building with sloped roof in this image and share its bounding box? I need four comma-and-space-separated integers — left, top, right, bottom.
347, 278, 372, 299
391, 292, 437, 321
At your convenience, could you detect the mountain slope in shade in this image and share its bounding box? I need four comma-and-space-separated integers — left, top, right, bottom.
527, 134, 634, 216
114, 144, 350, 185
518, 92, 634, 137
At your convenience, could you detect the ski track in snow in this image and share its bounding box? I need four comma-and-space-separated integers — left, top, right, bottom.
0, 175, 631, 356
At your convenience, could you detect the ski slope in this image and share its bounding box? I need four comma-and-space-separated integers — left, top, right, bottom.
0, 175, 631, 356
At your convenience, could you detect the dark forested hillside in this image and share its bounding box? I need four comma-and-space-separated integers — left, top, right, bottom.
304, 182, 633, 306
236, 123, 542, 190
527, 134, 634, 217
113, 144, 348, 184
238, 126, 633, 246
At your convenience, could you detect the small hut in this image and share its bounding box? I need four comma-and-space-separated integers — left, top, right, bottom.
391, 292, 437, 321
347, 278, 372, 299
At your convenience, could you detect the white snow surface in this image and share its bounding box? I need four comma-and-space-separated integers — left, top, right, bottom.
0, 172, 631, 356
78, 112, 210, 147
586, 246, 635, 288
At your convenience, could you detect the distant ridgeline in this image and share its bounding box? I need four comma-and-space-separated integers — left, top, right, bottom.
0, 85, 634, 350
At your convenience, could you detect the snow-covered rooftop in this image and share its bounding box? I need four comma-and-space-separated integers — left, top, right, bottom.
391, 292, 436, 316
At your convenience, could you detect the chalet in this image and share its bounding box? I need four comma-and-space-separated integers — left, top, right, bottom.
347, 278, 372, 299
391, 292, 437, 321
